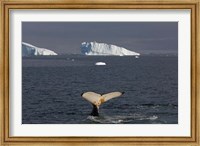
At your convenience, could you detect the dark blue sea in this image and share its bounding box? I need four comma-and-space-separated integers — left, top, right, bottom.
22, 55, 178, 124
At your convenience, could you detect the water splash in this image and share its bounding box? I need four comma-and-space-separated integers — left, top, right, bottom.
86, 114, 158, 124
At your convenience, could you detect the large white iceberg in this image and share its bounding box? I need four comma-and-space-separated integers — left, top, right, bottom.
81, 41, 140, 56
22, 42, 58, 56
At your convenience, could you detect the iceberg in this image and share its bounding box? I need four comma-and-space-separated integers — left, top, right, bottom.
81, 41, 140, 56
95, 62, 106, 66
22, 42, 58, 56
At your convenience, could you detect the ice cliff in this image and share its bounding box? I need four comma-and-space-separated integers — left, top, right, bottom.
81, 41, 140, 56
22, 42, 58, 56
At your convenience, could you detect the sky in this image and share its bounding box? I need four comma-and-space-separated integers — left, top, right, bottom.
22, 22, 178, 55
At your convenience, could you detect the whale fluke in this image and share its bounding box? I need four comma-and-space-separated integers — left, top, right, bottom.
81, 91, 124, 116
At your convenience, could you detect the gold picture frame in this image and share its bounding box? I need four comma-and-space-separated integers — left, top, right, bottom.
0, 0, 199, 145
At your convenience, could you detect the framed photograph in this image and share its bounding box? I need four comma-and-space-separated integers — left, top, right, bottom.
0, 0, 199, 145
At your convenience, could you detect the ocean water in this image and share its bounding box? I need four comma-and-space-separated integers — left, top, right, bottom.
22, 55, 178, 124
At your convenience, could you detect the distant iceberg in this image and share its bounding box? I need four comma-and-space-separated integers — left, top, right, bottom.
135, 56, 139, 58
22, 42, 58, 57
95, 62, 106, 66
81, 41, 140, 56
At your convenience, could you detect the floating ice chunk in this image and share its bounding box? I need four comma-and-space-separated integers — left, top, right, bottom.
95, 62, 106, 66
135, 56, 139, 58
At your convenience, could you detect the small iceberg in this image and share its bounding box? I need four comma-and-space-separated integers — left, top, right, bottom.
95, 62, 106, 66
135, 56, 139, 59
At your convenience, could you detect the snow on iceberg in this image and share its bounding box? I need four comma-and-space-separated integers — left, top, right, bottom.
22, 42, 58, 56
81, 41, 140, 56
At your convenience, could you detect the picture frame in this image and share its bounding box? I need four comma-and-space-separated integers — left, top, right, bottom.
0, 0, 199, 145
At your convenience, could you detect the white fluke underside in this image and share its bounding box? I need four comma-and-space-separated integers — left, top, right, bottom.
81, 91, 124, 107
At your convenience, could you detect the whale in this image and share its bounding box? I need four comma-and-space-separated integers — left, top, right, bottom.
81, 91, 125, 116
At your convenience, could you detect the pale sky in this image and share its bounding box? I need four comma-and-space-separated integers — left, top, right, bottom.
22, 22, 178, 55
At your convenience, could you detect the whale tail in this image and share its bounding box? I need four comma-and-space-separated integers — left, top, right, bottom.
81, 91, 125, 116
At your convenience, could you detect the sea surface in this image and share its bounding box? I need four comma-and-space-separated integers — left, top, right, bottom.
22, 55, 178, 124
